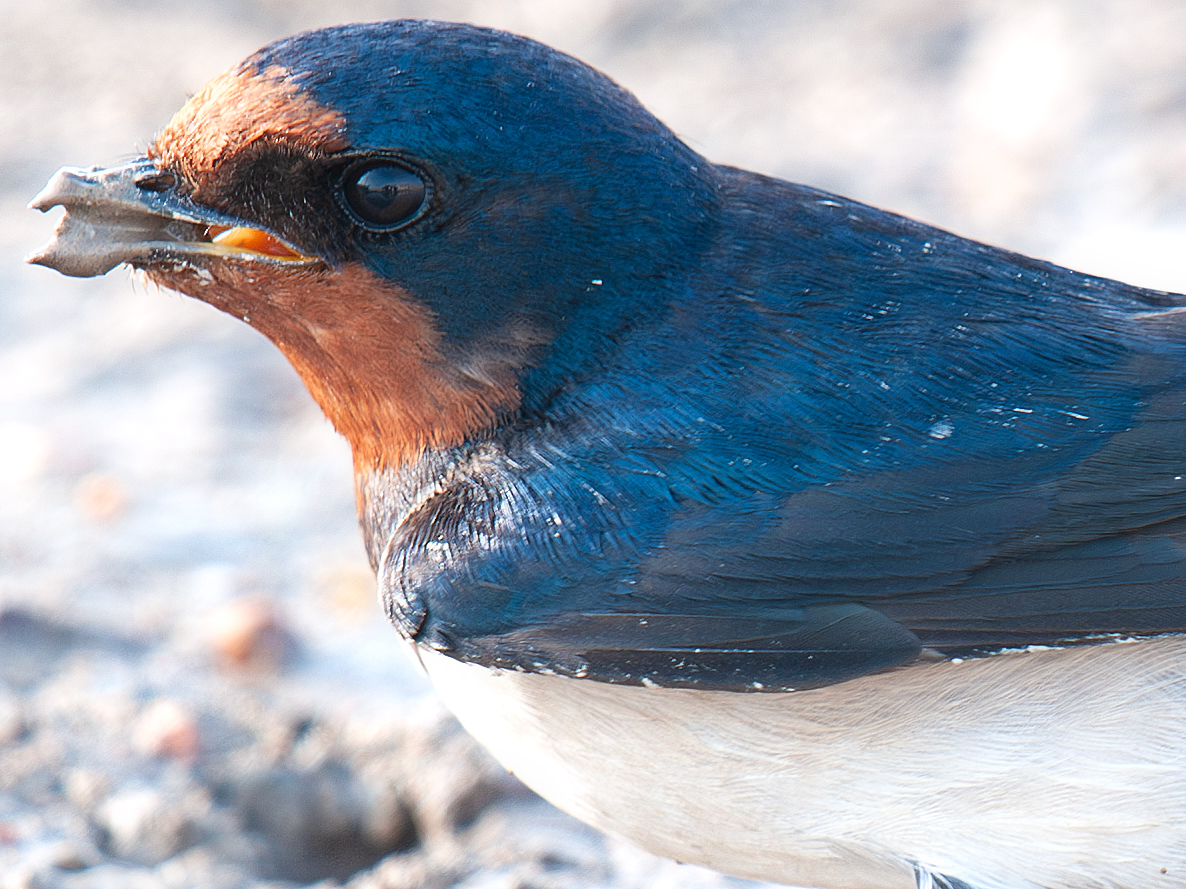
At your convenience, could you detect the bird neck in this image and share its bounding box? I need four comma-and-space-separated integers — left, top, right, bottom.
149, 261, 522, 477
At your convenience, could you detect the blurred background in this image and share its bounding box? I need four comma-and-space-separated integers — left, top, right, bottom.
3, 1, 1186, 887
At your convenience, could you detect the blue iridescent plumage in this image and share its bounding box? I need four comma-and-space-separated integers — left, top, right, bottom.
244, 24, 1186, 691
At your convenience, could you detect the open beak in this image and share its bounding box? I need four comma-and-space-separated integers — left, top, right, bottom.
27, 158, 320, 278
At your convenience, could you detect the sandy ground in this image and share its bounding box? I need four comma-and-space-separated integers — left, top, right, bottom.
3, 1, 1186, 887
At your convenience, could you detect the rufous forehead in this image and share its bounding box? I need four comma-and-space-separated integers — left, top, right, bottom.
149, 63, 350, 199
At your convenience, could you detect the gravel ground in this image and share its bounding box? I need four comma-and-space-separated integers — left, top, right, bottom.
3, 2, 1186, 887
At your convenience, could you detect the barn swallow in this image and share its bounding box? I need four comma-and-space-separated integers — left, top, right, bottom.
27, 20, 1186, 889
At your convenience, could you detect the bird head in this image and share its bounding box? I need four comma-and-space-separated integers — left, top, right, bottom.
29, 20, 718, 475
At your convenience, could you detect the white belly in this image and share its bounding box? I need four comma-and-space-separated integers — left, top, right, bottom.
418, 637, 1186, 889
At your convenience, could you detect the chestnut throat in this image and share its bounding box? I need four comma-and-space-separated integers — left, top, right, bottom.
149, 261, 524, 475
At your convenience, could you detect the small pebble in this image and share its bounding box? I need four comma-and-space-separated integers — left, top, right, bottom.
73, 473, 128, 521
48, 839, 97, 871
398, 720, 520, 841
64, 769, 110, 813
1, 864, 35, 889
94, 784, 205, 865
318, 563, 378, 621
236, 760, 414, 882
206, 598, 293, 670
133, 698, 200, 761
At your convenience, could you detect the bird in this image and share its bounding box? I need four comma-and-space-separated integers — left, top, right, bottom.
26, 19, 1186, 889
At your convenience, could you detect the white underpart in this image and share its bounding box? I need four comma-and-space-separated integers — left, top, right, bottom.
419, 637, 1186, 889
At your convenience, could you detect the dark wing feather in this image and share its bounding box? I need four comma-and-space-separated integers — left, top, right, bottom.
384, 174, 1186, 691
453, 605, 922, 691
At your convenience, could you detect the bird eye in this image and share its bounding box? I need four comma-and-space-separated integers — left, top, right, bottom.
340, 160, 427, 229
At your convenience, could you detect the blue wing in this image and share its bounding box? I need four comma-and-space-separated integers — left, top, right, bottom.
381, 171, 1186, 691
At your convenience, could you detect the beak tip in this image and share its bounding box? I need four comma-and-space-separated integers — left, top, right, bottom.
27, 167, 80, 212
23, 240, 120, 278
24, 248, 57, 270
24, 162, 159, 279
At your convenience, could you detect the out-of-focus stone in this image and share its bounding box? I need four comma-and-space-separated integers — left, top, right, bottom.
73, 472, 128, 522
345, 851, 462, 889
236, 760, 416, 883
64, 768, 111, 813
362, 782, 417, 852
395, 718, 523, 843
317, 563, 378, 621
46, 839, 99, 871
0, 864, 35, 889
133, 698, 200, 761
205, 598, 294, 671
94, 783, 207, 865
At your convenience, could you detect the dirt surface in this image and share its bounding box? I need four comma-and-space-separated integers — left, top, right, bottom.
3, 2, 1186, 887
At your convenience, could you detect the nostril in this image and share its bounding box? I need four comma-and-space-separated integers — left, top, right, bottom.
134, 170, 176, 192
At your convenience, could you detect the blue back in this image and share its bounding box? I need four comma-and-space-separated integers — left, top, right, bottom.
264, 22, 1186, 690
